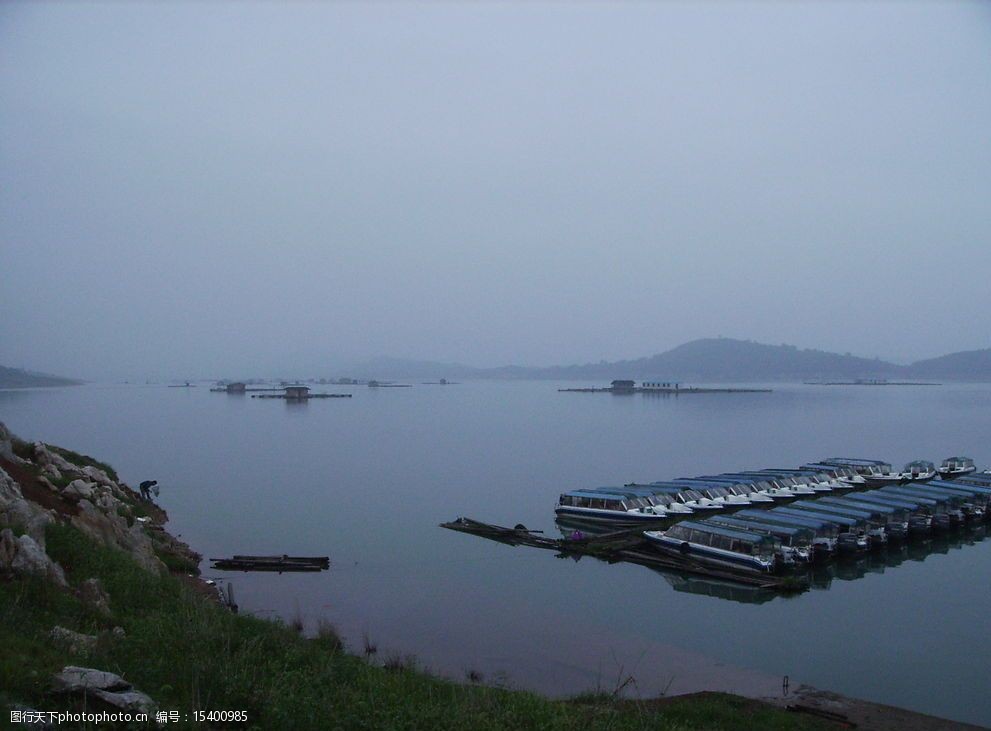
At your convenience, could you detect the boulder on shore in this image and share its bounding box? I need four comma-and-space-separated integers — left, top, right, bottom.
52, 666, 156, 714
0, 529, 68, 587
52, 666, 130, 692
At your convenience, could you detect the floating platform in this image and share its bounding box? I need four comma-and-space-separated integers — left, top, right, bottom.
251, 393, 352, 399
210, 555, 330, 573
440, 517, 803, 590
210, 387, 285, 393
559, 386, 772, 394
803, 380, 941, 386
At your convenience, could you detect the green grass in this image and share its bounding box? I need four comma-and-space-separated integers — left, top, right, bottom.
11, 436, 35, 461
152, 544, 200, 575
0, 524, 830, 730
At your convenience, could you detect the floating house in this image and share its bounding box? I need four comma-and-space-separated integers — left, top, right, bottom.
284, 385, 310, 399
226, 382, 246, 393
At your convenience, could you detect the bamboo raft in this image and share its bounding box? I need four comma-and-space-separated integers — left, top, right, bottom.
440, 517, 806, 591
210, 555, 330, 573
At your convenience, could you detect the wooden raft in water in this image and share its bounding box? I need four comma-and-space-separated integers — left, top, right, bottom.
210, 555, 330, 573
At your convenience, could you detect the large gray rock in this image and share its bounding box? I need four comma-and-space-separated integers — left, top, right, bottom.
52, 666, 130, 692
42, 463, 63, 481
95, 492, 124, 514
23, 512, 53, 550
0, 422, 29, 464
37, 475, 59, 492
50, 626, 98, 655
52, 666, 156, 714
81, 465, 117, 490
32, 444, 78, 475
70, 500, 164, 575
2, 531, 68, 587
0, 465, 25, 503
63, 479, 96, 501
0, 467, 55, 547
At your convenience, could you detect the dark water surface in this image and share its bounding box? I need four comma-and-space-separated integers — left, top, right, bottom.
3, 381, 990, 724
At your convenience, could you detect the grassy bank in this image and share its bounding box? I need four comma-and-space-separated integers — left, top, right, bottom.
0, 521, 831, 729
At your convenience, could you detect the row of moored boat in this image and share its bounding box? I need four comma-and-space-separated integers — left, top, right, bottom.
555, 457, 988, 573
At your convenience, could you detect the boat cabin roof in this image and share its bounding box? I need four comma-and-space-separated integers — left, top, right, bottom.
797, 500, 879, 519
767, 469, 831, 479
929, 480, 991, 495
801, 463, 851, 474
717, 473, 769, 483
875, 487, 939, 505
958, 474, 991, 485
854, 491, 932, 509
562, 491, 630, 502
824, 457, 889, 466
649, 483, 705, 498
756, 515, 836, 533
891, 484, 963, 501
712, 516, 812, 538
823, 496, 902, 514
775, 507, 861, 527
673, 478, 741, 488
671, 521, 773, 544
581, 486, 657, 496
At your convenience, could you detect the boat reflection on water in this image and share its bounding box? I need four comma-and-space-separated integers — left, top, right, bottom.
651, 568, 780, 604
555, 518, 988, 602
555, 519, 780, 604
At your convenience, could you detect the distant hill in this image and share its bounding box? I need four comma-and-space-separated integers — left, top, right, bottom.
904, 348, 991, 381
0, 365, 82, 388
552, 339, 901, 382
347, 338, 991, 382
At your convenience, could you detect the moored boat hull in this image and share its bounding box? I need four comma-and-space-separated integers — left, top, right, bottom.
553, 506, 671, 525
643, 533, 775, 573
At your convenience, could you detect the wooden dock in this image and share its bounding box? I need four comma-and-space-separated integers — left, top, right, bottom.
440, 517, 804, 591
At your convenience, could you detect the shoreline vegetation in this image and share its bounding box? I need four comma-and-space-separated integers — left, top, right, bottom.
0, 421, 972, 729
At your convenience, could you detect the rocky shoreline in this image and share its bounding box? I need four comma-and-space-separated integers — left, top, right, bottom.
0, 422, 199, 582
0, 421, 204, 718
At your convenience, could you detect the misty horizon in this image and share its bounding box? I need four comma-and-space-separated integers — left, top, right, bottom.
2, 2, 990, 380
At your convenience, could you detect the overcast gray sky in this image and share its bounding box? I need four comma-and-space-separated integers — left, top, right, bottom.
2, 1, 989, 379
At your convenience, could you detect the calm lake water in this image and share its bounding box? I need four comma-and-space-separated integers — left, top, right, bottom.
3, 381, 990, 725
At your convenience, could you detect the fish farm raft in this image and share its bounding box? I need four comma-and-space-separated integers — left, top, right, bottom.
444, 457, 991, 594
